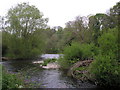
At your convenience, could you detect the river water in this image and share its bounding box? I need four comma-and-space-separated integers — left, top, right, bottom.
2, 54, 97, 88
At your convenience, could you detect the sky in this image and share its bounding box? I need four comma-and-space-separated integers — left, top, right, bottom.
0, 0, 119, 27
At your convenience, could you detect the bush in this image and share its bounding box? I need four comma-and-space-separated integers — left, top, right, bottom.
80, 43, 96, 60
89, 54, 120, 87
58, 42, 96, 69
58, 57, 71, 70
98, 28, 119, 61
64, 42, 94, 62
89, 28, 120, 87
2, 66, 23, 89
64, 42, 82, 62
98, 32, 117, 55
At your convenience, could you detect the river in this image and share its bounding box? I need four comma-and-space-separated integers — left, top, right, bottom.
2, 54, 97, 88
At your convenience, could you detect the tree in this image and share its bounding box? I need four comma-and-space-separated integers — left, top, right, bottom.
63, 16, 90, 45
109, 1, 120, 28
3, 3, 48, 59
0, 31, 1, 57
88, 13, 111, 45
6, 2, 48, 37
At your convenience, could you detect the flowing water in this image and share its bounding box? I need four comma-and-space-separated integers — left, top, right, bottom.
2, 54, 97, 88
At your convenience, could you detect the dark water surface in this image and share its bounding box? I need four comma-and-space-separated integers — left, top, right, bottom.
2, 56, 97, 88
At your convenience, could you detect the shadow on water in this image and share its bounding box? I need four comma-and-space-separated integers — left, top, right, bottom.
2, 56, 98, 88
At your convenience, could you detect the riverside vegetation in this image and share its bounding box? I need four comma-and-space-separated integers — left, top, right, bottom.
1, 64, 24, 89
1, 1, 120, 89
58, 28, 120, 87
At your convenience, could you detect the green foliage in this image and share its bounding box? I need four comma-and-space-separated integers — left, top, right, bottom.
64, 42, 94, 62
2, 66, 23, 89
2, 31, 10, 56
58, 57, 71, 70
89, 54, 120, 87
2, 3, 47, 59
0, 65, 2, 90
58, 42, 95, 69
0, 35, 1, 57
109, 2, 120, 28
98, 33, 115, 53
41, 59, 57, 66
64, 42, 83, 61
89, 28, 120, 87
7, 3, 48, 33
43, 27, 64, 54
4, 32, 44, 59
80, 43, 96, 60
1, 1, 119, 88
98, 28, 118, 60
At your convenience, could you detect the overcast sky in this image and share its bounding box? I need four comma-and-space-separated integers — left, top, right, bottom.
0, 0, 119, 27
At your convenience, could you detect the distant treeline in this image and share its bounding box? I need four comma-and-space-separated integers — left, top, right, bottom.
1, 2, 119, 59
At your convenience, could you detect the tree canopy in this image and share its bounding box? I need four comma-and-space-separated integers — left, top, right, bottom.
2, 3, 48, 59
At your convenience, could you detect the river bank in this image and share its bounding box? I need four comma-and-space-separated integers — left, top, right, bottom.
33, 57, 95, 84
67, 60, 93, 81
1, 54, 98, 88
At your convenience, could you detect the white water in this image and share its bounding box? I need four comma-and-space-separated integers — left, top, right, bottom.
41, 54, 63, 59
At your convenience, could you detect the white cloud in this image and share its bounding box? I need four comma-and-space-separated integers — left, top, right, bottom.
0, 0, 119, 27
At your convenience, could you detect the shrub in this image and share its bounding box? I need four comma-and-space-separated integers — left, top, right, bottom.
2, 66, 23, 89
98, 33, 117, 55
64, 42, 94, 62
59, 42, 96, 69
64, 42, 82, 61
89, 54, 120, 87
58, 57, 71, 70
89, 28, 120, 87
80, 43, 95, 60
98, 28, 119, 61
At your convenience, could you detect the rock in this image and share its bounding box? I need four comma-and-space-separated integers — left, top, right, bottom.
42, 62, 60, 69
